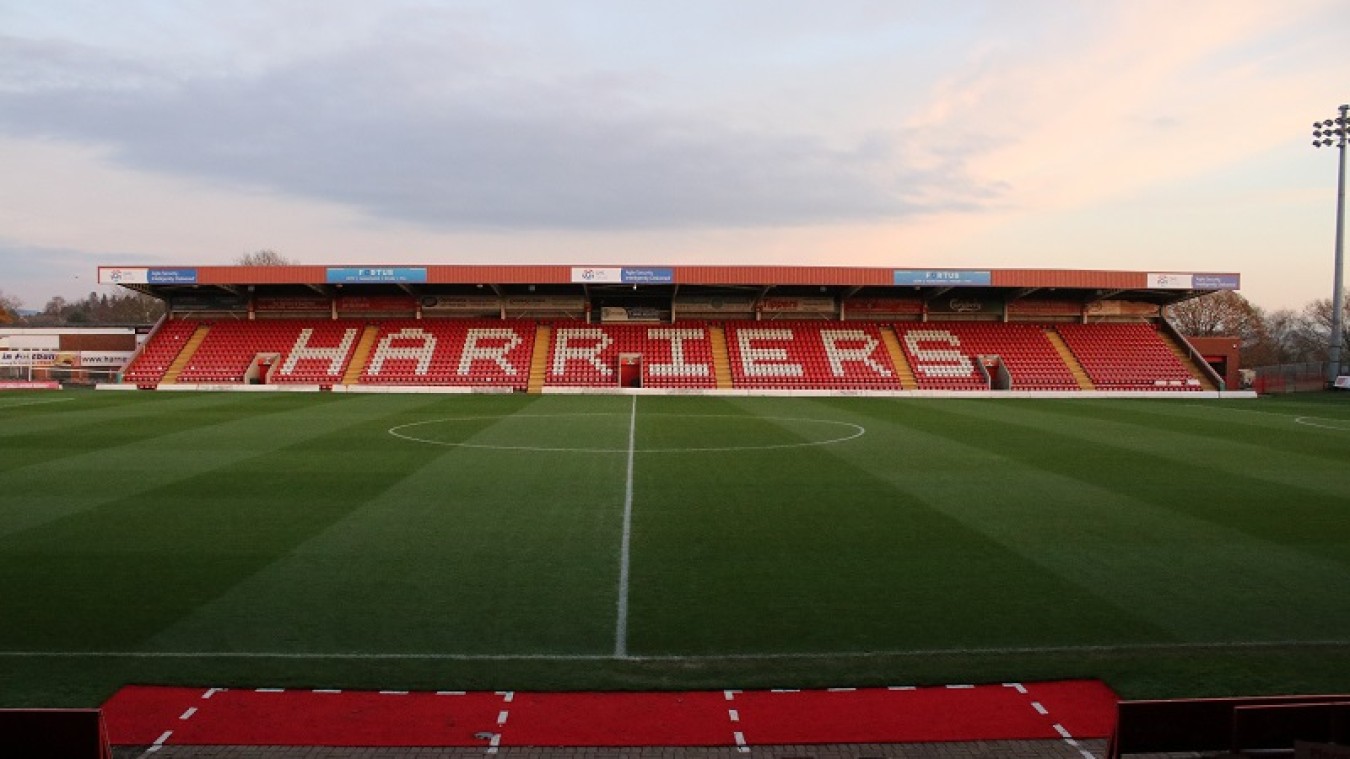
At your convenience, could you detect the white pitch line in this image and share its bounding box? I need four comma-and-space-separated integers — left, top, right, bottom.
0, 397, 75, 410
1295, 416, 1350, 431
2, 638, 1347, 662
179, 707, 197, 720
614, 395, 637, 658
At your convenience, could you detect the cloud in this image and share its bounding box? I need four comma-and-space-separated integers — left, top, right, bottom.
0, 21, 994, 231
0, 241, 148, 308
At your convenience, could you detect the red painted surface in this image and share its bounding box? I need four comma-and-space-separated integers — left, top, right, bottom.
731, 686, 1052, 744
103, 680, 1117, 748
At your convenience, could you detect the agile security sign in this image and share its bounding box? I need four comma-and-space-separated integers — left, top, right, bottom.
147, 268, 197, 284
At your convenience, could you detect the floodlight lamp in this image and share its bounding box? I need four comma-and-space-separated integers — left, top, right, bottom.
1315, 140, 1323, 147
1325, 119, 1335, 127
1315, 130, 1323, 138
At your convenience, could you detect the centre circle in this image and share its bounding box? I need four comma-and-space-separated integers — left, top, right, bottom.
387, 413, 865, 453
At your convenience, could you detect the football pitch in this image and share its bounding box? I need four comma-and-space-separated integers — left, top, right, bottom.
1, 390, 1348, 707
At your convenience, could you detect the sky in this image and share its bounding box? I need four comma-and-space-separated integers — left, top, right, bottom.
1, 0, 1347, 312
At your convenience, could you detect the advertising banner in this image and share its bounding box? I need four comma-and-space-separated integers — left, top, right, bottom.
571, 267, 622, 283
928, 295, 1004, 315
622, 268, 674, 284
504, 295, 586, 311
1193, 273, 1240, 290
170, 293, 248, 311
0, 351, 130, 367
336, 295, 417, 312
1087, 300, 1161, 316
1006, 299, 1084, 316
255, 296, 331, 312
601, 306, 664, 323
77, 351, 135, 367
675, 295, 757, 313
1147, 273, 1193, 289
0, 351, 58, 366
760, 297, 836, 314
571, 267, 676, 284
148, 268, 198, 284
893, 270, 992, 286
326, 267, 428, 284
421, 295, 501, 312
844, 298, 923, 315
98, 267, 149, 285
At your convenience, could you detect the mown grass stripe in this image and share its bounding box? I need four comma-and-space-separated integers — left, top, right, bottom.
144, 395, 631, 658
807, 397, 1350, 641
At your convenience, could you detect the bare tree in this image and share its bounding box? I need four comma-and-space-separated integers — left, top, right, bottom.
234, 249, 296, 266
1298, 291, 1350, 364
1165, 291, 1263, 339
0, 288, 19, 324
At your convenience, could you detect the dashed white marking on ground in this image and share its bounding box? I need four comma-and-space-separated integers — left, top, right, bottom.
771, 688, 799, 693
486, 733, 502, 755
1031, 701, 1048, 715
179, 707, 197, 720
502, 691, 515, 703
379, 690, 408, 695
1053, 723, 1073, 739
497, 710, 509, 726
734, 730, 749, 753
142, 730, 173, 756
313, 689, 341, 694
723, 689, 739, 701
255, 688, 284, 693
614, 396, 637, 658
946, 684, 975, 689
437, 690, 466, 696
827, 687, 856, 692
201, 688, 221, 699
888, 685, 916, 691
1004, 682, 1027, 694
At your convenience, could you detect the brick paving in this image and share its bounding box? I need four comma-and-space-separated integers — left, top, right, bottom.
109, 739, 1119, 759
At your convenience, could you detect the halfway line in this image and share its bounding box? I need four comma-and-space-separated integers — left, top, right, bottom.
614, 395, 637, 658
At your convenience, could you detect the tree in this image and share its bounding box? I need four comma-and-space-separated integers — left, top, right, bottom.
1298, 290, 1350, 366
235, 249, 296, 266
1165, 291, 1264, 340
0, 289, 19, 324
1246, 308, 1314, 366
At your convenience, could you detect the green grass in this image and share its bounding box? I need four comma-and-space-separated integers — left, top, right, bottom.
1, 389, 1348, 706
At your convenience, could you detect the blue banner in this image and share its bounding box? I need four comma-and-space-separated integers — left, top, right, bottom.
1192, 273, 1240, 290
621, 267, 674, 284
892, 270, 991, 286
148, 268, 198, 284
326, 267, 428, 284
